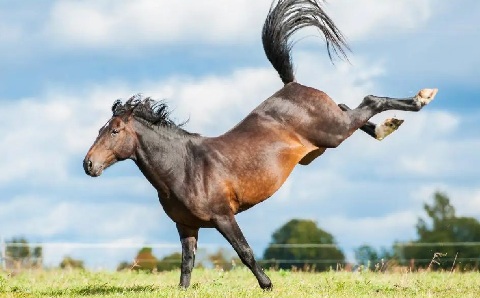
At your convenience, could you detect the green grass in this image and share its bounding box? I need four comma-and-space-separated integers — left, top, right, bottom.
1, 268, 479, 298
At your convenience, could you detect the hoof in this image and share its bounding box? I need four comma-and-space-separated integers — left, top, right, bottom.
178, 285, 188, 291
375, 118, 404, 141
261, 283, 273, 291
415, 88, 438, 106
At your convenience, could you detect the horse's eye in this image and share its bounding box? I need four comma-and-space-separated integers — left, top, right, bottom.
111, 129, 119, 136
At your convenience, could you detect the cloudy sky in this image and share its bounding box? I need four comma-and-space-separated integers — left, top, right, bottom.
1, 0, 479, 269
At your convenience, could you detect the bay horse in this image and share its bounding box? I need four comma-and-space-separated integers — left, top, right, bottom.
83, 0, 437, 290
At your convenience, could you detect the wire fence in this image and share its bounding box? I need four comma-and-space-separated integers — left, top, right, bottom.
2, 240, 480, 272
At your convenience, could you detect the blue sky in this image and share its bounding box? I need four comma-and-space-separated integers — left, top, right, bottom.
1, 0, 480, 269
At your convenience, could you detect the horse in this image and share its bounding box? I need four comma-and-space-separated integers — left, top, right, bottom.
83, 0, 437, 290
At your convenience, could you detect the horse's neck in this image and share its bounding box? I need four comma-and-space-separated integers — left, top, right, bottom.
132, 121, 192, 194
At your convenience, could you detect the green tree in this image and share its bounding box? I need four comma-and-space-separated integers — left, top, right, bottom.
156, 252, 182, 272
263, 219, 345, 271
59, 256, 84, 270
354, 245, 379, 269
402, 192, 480, 270
354, 245, 396, 271
117, 250, 185, 272
134, 247, 157, 272
5, 237, 42, 269
117, 261, 131, 271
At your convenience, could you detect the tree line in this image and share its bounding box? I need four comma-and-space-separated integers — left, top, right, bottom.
356, 192, 480, 271
3, 192, 480, 271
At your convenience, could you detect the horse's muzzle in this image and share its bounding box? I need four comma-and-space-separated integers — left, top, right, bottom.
83, 158, 102, 177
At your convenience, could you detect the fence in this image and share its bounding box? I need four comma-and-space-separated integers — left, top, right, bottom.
392, 242, 480, 270
2, 240, 480, 271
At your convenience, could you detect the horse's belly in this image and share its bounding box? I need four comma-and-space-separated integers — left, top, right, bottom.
232, 145, 312, 213
158, 193, 216, 228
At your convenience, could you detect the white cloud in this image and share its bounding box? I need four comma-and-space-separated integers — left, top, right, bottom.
0, 0, 429, 51
0, 101, 70, 183
294, 52, 385, 104
44, 0, 271, 49
324, 211, 418, 246
0, 195, 165, 239
149, 68, 282, 135
411, 185, 480, 219
328, 0, 432, 41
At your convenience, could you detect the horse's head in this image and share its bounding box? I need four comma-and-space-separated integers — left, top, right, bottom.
84, 96, 185, 177
83, 101, 138, 177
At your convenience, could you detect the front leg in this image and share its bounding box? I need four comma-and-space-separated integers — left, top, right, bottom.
176, 223, 198, 289
213, 214, 272, 290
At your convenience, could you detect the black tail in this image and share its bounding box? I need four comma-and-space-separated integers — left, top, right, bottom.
262, 0, 350, 84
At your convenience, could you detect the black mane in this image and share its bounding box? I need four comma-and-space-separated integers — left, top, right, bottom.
112, 94, 179, 128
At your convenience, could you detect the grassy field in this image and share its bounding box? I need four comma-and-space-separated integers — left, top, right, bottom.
1, 268, 479, 298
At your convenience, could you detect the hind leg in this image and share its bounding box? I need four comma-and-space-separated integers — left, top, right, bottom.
339, 104, 404, 141
321, 88, 437, 147
358, 88, 437, 112
352, 88, 436, 139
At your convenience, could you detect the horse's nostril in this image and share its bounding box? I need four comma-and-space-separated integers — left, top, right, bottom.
83, 158, 93, 174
